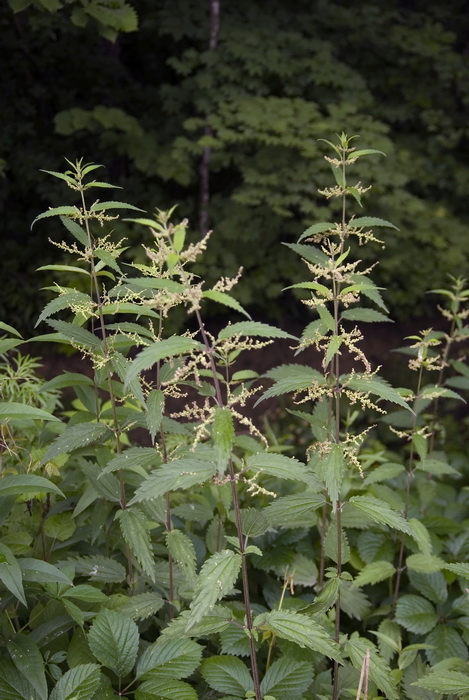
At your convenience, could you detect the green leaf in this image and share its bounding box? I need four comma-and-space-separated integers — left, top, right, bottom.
35, 290, 93, 327
125, 337, 201, 386
298, 221, 334, 243
213, 407, 235, 475
341, 307, 391, 323
50, 663, 101, 700
62, 584, 107, 603
239, 508, 270, 537
408, 570, 447, 604
258, 610, 342, 661
218, 321, 296, 341
443, 562, 469, 579
425, 625, 468, 665
47, 320, 101, 349
346, 374, 413, 412
408, 519, 433, 556
363, 462, 405, 485
87, 609, 139, 678
89, 200, 143, 213
352, 560, 395, 588
0, 474, 64, 498
260, 657, 313, 698
116, 592, 165, 621
201, 655, 254, 696
0, 659, 42, 700
348, 148, 386, 159
406, 553, 445, 574
0, 322, 22, 338
44, 512, 76, 541
136, 638, 202, 680
70, 555, 126, 583
130, 457, 217, 504
146, 389, 165, 445
283, 241, 329, 265
60, 215, 88, 245
324, 519, 350, 565
36, 264, 89, 276
135, 677, 197, 699
19, 559, 74, 585
256, 364, 325, 404
412, 670, 469, 695
166, 529, 197, 587
187, 550, 242, 630
40, 422, 109, 465
264, 492, 325, 528
300, 576, 340, 616
349, 496, 412, 534
161, 607, 233, 640
317, 443, 345, 508
352, 216, 398, 230
203, 290, 251, 318
417, 458, 458, 475
0, 401, 60, 422
7, 635, 48, 700
31, 205, 81, 228
345, 634, 399, 700
115, 508, 155, 581
94, 248, 121, 273
0, 542, 26, 606
246, 452, 316, 486
0, 339, 23, 353
395, 595, 439, 634
99, 447, 157, 477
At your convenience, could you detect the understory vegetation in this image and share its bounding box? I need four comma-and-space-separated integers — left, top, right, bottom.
1, 135, 469, 699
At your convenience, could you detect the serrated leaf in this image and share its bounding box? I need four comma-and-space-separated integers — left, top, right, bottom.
40, 422, 109, 465
346, 374, 413, 412
166, 529, 197, 586
136, 638, 202, 680
88, 609, 139, 678
443, 562, 469, 579
349, 496, 412, 534
201, 655, 253, 696
115, 508, 155, 581
298, 221, 334, 243
135, 677, 197, 699
324, 519, 350, 564
161, 606, 233, 640
213, 407, 235, 475
408, 519, 432, 556
345, 634, 399, 699
283, 241, 329, 266
364, 462, 405, 485
125, 337, 201, 386
246, 452, 315, 486
264, 492, 325, 527
146, 390, 164, 445
317, 443, 345, 508
218, 321, 296, 341
412, 669, 469, 694
301, 575, 340, 615
263, 655, 313, 695
130, 457, 216, 504
260, 610, 342, 661
31, 205, 81, 228
425, 625, 468, 665
238, 508, 269, 537
7, 635, 48, 700
47, 319, 101, 349
341, 307, 391, 323
0, 401, 60, 422
49, 663, 101, 700
408, 570, 447, 604
203, 290, 251, 318
417, 458, 458, 475
339, 580, 371, 620
36, 264, 89, 276
70, 555, 126, 583
395, 595, 439, 634
352, 560, 395, 588
187, 550, 242, 630
89, 200, 143, 213
352, 216, 398, 230
35, 290, 93, 327
117, 592, 165, 621
406, 553, 445, 573
0, 474, 64, 498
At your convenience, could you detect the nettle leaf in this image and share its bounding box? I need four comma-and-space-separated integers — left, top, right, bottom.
146, 389, 164, 445
201, 655, 254, 696
395, 595, 439, 634
246, 452, 315, 486
260, 656, 313, 698
352, 216, 398, 230
117, 592, 165, 621
341, 307, 391, 323
70, 555, 126, 583
349, 496, 412, 534
115, 508, 155, 581
161, 606, 233, 640
425, 625, 468, 665
345, 374, 413, 412
166, 529, 197, 586
239, 508, 270, 537
99, 447, 157, 477
302, 576, 341, 615
297, 221, 334, 243
345, 634, 399, 700
218, 321, 296, 341
316, 443, 345, 509
352, 560, 396, 588
324, 520, 350, 565
125, 337, 201, 386
35, 290, 93, 328
0, 542, 26, 606
202, 290, 251, 318
406, 553, 445, 574
80, 460, 120, 502
340, 581, 371, 620
41, 422, 109, 465
31, 205, 81, 227
408, 518, 432, 556
283, 241, 329, 265
59, 215, 88, 245
0, 401, 60, 423
49, 663, 101, 700
87, 609, 139, 678
213, 407, 235, 475
364, 462, 405, 485
186, 550, 242, 630
408, 570, 448, 605
90, 200, 143, 213
256, 610, 342, 661
135, 677, 197, 699
130, 457, 217, 504
136, 637, 202, 680
264, 492, 325, 528
47, 319, 101, 349
443, 562, 469, 579
412, 670, 469, 695
7, 635, 48, 700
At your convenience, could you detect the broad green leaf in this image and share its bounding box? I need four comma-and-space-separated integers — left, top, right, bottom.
364, 462, 405, 485
0, 321, 23, 338
408, 570, 447, 604
135, 677, 197, 699
187, 550, 242, 630
417, 458, 458, 475
283, 241, 329, 265
44, 512, 76, 541
35, 290, 93, 327
246, 452, 316, 486
408, 519, 432, 556
264, 492, 325, 528
19, 559, 74, 585
324, 520, 350, 565
60, 215, 88, 245
352, 216, 398, 230
87, 609, 139, 678
203, 290, 251, 318
47, 319, 101, 349
345, 633, 399, 700
136, 637, 202, 680
317, 303, 336, 331
395, 595, 439, 634
425, 625, 468, 665
115, 508, 155, 581
161, 606, 233, 640
146, 389, 165, 445
341, 307, 391, 323
376, 619, 402, 664
62, 584, 107, 603
346, 374, 413, 412
218, 321, 296, 341
257, 610, 342, 661
31, 205, 81, 227
40, 371, 94, 392
125, 337, 201, 386
0, 542, 26, 605
260, 656, 313, 698
352, 560, 395, 588
406, 553, 445, 573
130, 457, 217, 504
412, 670, 469, 695
443, 562, 469, 579
239, 508, 269, 537
0, 401, 60, 422
99, 447, 157, 477
0, 659, 42, 700
213, 407, 235, 475
317, 443, 345, 508
0, 474, 64, 498
201, 655, 253, 696
166, 529, 197, 586
349, 496, 412, 534
0, 338, 23, 353
80, 459, 120, 502
116, 592, 165, 621
348, 148, 386, 159
70, 555, 126, 583
301, 575, 340, 615
40, 422, 109, 465
89, 200, 143, 213
50, 663, 101, 700
7, 635, 48, 700
297, 221, 334, 243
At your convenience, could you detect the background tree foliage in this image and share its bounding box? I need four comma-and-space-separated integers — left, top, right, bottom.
3, 0, 469, 329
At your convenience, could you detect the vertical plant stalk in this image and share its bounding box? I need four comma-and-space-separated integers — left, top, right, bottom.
199, 0, 220, 235
355, 649, 370, 700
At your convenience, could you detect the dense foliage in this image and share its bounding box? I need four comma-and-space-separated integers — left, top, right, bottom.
1, 136, 469, 699
3, 0, 469, 330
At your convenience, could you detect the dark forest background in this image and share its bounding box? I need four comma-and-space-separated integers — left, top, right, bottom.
2, 0, 469, 333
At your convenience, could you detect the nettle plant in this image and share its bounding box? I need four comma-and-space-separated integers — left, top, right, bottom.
0, 137, 468, 700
